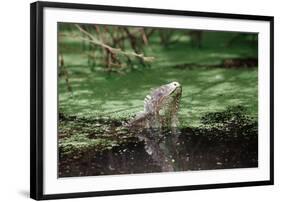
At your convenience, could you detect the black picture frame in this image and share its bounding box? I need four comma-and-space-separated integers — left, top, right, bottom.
30, 1, 274, 200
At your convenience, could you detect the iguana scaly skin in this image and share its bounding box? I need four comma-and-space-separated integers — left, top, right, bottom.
129, 82, 182, 129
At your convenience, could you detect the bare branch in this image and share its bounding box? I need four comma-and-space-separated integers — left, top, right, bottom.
75, 24, 155, 62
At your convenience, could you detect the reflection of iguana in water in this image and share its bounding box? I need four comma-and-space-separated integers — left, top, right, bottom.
128, 82, 182, 129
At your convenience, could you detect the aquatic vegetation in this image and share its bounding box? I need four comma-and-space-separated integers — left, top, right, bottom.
58, 114, 135, 158
200, 105, 258, 131
58, 106, 258, 177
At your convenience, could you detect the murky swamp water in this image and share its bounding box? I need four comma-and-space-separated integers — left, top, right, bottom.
59, 112, 258, 177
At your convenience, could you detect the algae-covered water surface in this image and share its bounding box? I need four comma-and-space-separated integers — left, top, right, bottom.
58, 23, 258, 177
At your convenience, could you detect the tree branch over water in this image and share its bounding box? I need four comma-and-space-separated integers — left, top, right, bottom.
75, 24, 155, 63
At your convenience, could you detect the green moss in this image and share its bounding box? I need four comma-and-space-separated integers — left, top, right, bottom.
59, 134, 119, 156
58, 115, 135, 156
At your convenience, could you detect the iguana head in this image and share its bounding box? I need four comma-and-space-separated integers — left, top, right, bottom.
144, 81, 182, 114
128, 82, 182, 129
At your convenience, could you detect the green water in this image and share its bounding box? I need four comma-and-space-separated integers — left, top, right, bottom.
59, 29, 258, 127
59, 45, 258, 126
59, 67, 258, 127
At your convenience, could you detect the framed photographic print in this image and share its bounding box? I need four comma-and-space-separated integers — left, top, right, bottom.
30, 1, 274, 200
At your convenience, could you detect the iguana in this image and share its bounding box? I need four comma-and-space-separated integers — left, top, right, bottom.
128, 81, 182, 129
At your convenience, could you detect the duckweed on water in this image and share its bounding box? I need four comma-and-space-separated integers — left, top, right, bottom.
58, 113, 135, 157
59, 105, 257, 157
